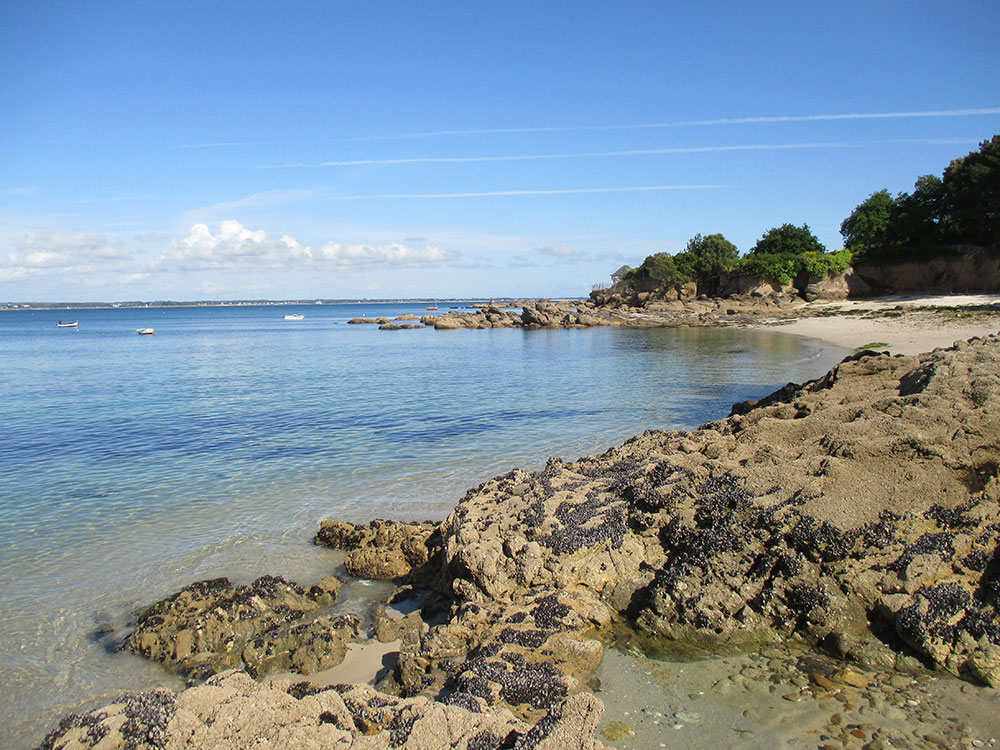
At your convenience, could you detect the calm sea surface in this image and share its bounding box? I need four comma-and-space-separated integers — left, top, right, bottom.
0, 302, 846, 748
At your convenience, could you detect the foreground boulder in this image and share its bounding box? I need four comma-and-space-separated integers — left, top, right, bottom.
38, 670, 607, 750
315, 519, 442, 581
124, 575, 351, 681
387, 587, 611, 722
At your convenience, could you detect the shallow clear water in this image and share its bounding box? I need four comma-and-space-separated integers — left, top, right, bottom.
0, 303, 846, 748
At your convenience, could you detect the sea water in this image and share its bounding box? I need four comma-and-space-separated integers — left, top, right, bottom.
0, 303, 846, 748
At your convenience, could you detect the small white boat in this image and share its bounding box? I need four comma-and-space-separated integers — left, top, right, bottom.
136, 328, 156, 335
56, 321, 78, 328
283, 314, 304, 321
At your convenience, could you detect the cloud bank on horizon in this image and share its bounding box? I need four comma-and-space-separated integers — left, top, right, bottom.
2, 2, 998, 301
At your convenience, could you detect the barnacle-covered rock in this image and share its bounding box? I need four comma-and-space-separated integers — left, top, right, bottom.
37, 670, 608, 750
124, 575, 344, 681
434, 334, 1000, 677
315, 518, 442, 582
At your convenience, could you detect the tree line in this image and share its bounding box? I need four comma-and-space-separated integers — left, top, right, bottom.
623, 135, 999, 291
841, 134, 999, 260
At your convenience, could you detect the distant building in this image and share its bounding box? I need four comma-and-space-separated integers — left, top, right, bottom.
611, 265, 631, 284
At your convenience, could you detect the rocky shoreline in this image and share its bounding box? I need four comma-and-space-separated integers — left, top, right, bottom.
37, 332, 1000, 749
350, 294, 809, 332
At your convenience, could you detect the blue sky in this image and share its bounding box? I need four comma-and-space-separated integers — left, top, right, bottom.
2, 1, 999, 302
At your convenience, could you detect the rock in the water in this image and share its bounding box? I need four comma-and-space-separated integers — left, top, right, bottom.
315, 518, 442, 581
124, 575, 346, 681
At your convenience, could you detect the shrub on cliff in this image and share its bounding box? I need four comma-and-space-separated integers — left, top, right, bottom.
737, 252, 800, 285
682, 233, 740, 278
736, 224, 828, 285
801, 248, 852, 278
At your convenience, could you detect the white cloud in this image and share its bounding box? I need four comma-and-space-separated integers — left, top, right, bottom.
0, 231, 125, 279
326, 185, 721, 200
179, 190, 317, 225
538, 245, 573, 258
158, 220, 454, 271
537, 245, 590, 264
21, 231, 122, 265
0, 267, 27, 281
159, 220, 310, 270
314, 241, 451, 267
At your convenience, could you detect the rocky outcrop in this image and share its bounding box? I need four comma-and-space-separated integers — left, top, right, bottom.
124, 575, 349, 681
795, 268, 873, 301
315, 519, 442, 581
132, 334, 1000, 693
428, 335, 1000, 681
347, 317, 389, 324
38, 670, 607, 750
423, 295, 810, 333
387, 587, 611, 722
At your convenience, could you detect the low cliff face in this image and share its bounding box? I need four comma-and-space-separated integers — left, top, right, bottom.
855, 247, 1000, 294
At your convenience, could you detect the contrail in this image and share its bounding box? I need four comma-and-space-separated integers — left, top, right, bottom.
325, 185, 723, 200
176, 140, 289, 149
342, 107, 1000, 142
266, 137, 979, 169
274, 141, 856, 168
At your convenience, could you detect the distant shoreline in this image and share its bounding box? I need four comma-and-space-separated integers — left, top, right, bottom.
0, 298, 521, 311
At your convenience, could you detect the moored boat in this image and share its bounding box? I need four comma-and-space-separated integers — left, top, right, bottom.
283, 314, 304, 320
56, 321, 78, 328
136, 328, 156, 335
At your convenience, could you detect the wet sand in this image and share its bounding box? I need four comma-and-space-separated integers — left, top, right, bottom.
269, 639, 401, 687
597, 644, 1000, 750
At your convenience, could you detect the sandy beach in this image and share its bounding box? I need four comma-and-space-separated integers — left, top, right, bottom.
755, 293, 1000, 356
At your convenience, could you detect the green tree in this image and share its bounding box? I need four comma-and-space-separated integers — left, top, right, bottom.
750, 223, 827, 256
683, 233, 739, 278
635, 252, 687, 288
888, 174, 947, 250
840, 189, 895, 257
942, 135, 1000, 246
